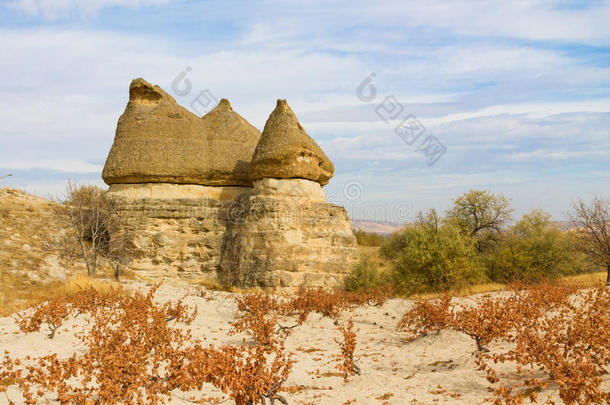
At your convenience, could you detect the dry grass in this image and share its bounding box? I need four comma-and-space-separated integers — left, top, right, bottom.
564, 271, 606, 286
406, 273, 606, 300
0, 274, 120, 316
409, 281, 507, 300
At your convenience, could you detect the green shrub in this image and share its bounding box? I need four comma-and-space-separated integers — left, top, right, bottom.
345, 257, 385, 292
380, 230, 407, 260
353, 229, 385, 246
485, 209, 588, 282
386, 210, 486, 294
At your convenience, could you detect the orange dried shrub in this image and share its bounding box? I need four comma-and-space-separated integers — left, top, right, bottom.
478, 285, 610, 405
0, 284, 296, 405
181, 340, 293, 405
228, 287, 387, 389
230, 293, 283, 346
1, 284, 197, 404
396, 294, 452, 341
231, 287, 391, 341
283, 287, 391, 325
398, 281, 576, 352
15, 287, 120, 338
335, 319, 360, 381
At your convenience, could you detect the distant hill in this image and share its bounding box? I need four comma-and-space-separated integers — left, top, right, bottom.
351, 219, 404, 235
351, 219, 579, 235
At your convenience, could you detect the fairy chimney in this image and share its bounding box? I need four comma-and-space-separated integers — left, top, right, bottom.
102, 80, 357, 287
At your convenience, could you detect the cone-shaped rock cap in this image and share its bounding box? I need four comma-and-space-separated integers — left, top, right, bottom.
250, 99, 334, 185
102, 79, 260, 186
200, 98, 261, 185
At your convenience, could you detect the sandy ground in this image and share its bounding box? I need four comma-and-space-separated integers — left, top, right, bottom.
1, 280, 608, 405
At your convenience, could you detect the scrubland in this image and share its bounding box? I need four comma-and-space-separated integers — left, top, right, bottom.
1, 187, 608, 404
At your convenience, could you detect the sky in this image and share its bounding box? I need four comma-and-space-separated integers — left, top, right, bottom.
0, 0, 608, 223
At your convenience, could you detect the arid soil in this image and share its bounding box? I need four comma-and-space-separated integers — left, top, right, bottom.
2, 281, 607, 405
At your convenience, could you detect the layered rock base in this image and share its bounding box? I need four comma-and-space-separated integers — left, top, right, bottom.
220, 179, 357, 288
106, 183, 248, 280
107, 181, 357, 287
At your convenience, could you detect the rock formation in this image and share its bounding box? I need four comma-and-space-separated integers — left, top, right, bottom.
250, 100, 334, 186
102, 79, 357, 287
220, 101, 356, 287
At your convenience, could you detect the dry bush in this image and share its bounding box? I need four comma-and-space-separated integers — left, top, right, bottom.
42, 182, 138, 278
282, 287, 391, 325
229, 287, 391, 390
477, 285, 610, 405
335, 319, 360, 380
230, 293, 284, 346
16, 285, 121, 338
181, 340, 293, 405
398, 281, 576, 352
232, 287, 390, 339
1, 284, 295, 405
398, 281, 609, 404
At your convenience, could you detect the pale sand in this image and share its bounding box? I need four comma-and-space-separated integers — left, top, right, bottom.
1, 281, 608, 405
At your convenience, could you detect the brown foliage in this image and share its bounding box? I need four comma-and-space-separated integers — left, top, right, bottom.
398, 281, 576, 352
477, 285, 610, 405
1, 284, 294, 405
335, 319, 360, 380
1, 285, 391, 404
398, 281, 610, 404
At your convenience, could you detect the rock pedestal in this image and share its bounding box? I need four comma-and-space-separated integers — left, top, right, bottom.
102, 79, 358, 288
220, 178, 357, 287
106, 183, 247, 280
219, 100, 357, 288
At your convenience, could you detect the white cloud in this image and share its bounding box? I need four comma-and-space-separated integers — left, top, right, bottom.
9, 0, 173, 19
1, 2, 608, 220
0, 159, 103, 173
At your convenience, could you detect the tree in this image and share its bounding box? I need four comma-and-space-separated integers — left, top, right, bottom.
485, 209, 584, 282
446, 190, 513, 244
389, 210, 486, 293
43, 182, 135, 277
569, 195, 610, 284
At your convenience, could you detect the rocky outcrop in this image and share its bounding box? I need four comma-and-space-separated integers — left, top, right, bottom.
219, 101, 356, 287
220, 179, 357, 287
105, 183, 248, 280
102, 79, 260, 187
102, 80, 357, 288
250, 100, 334, 186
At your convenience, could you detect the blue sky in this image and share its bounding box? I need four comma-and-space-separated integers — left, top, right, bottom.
0, 0, 608, 222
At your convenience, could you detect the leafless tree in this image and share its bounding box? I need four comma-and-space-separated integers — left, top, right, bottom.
569, 195, 610, 284
43, 181, 136, 278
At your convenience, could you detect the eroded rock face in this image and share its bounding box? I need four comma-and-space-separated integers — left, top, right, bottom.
250, 100, 334, 186
102, 81, 358, 288
106, 183, 249, 280
201, 99, 262, 185
102, 79, 260, 187
219, 179, 357, 288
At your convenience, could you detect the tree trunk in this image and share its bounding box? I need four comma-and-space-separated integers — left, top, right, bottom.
79, 238, 93, 277
607, 263, 609, 285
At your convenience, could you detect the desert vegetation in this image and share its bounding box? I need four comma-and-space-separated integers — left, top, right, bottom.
1, 185, 609, 404
0, 284, 392, 404
40, 182, 137, 279
1, 279, 607, 404
398, 281, 609, 404
349, 190, 607, 295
